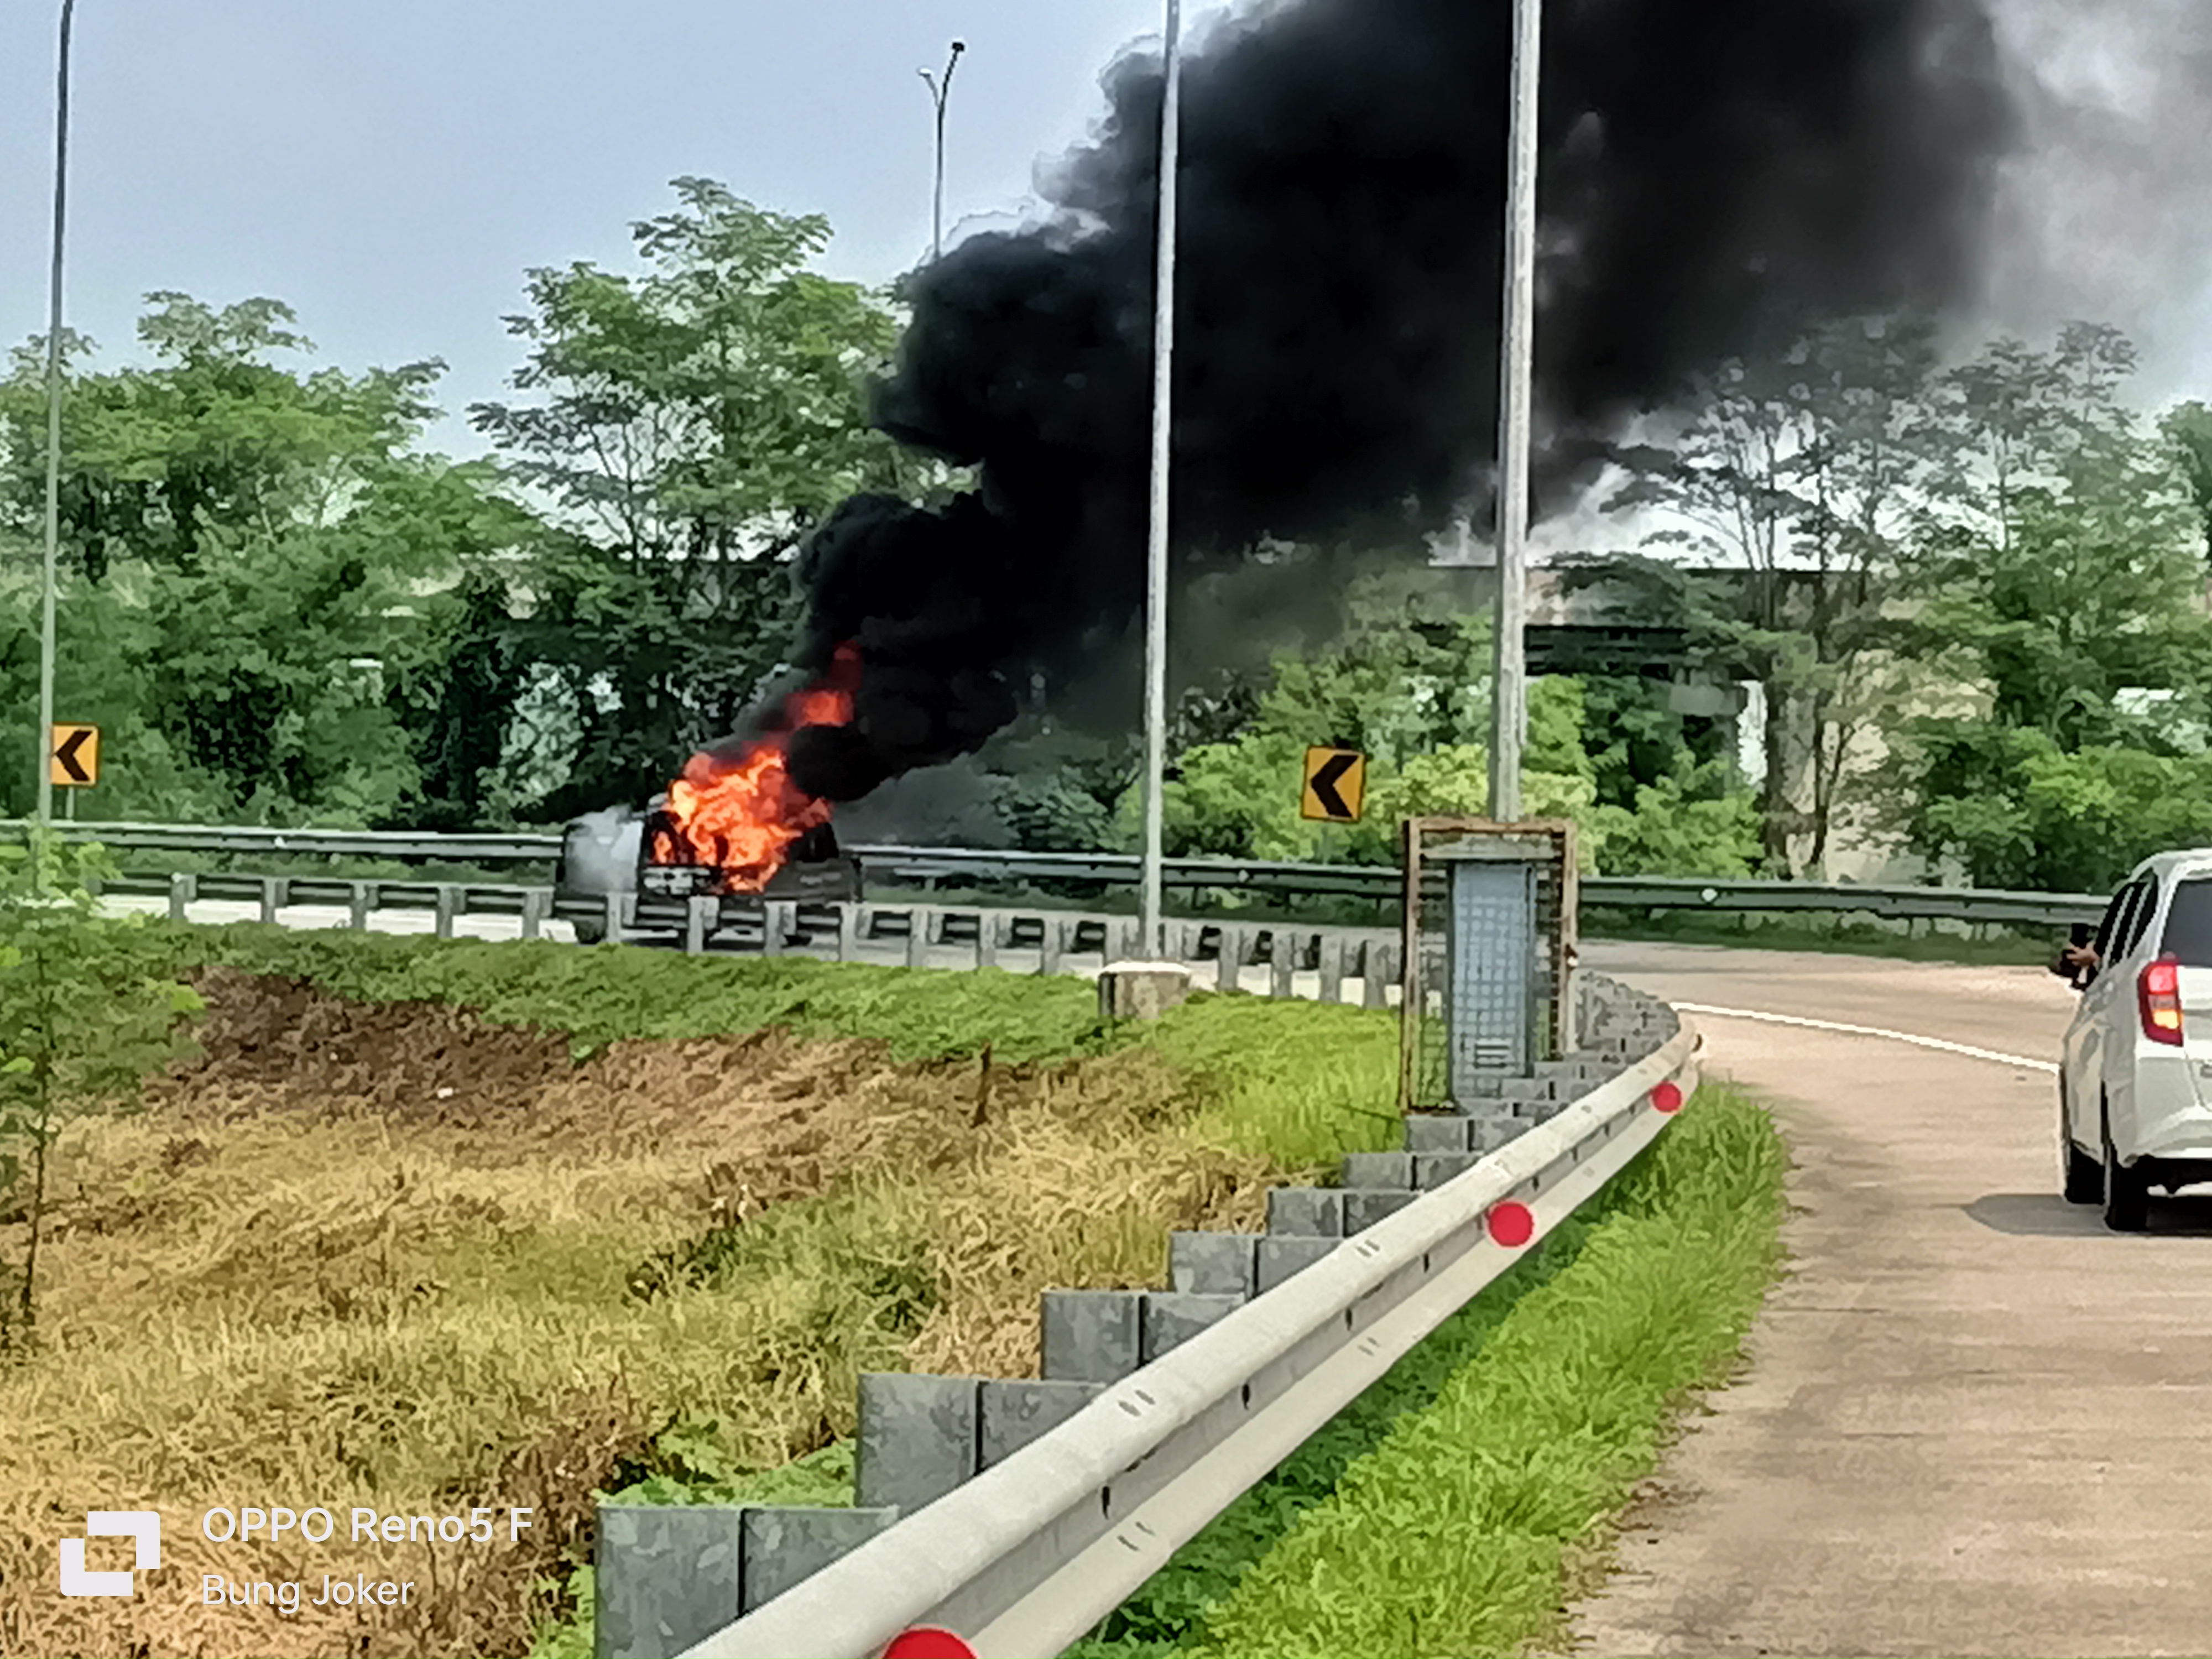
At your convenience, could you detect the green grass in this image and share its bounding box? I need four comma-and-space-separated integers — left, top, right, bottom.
108, 919, 1113, 1063
1067, 1083, 1790, 1659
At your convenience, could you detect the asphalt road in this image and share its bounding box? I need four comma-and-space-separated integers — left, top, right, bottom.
1567, 941, 2212, 1658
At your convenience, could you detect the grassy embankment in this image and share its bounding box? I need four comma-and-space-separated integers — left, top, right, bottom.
2, 922, 1399, 1659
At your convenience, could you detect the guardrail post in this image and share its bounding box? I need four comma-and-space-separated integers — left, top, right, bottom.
1359, 939, 1387, 1009
167, 872, 197, 921
348, 883, 372, 932
905, 907, 935, 969
763, 901, 793, 957
520, 888, 548, 940
1217, 926, 1246, 994
434, 885, 460, 940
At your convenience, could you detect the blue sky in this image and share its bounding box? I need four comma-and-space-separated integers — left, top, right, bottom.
0, 0, 1213, 457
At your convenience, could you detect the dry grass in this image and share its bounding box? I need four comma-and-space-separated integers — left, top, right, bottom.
0, 968, 1333, 1659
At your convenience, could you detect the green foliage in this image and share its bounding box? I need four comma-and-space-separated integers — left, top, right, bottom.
0, 833, 201, 1346
472, 178, 925, 817
0, 294, 533, 827
1589, 762, 1764, 878
1887, 728, 2212, 893
1597, 315, 1953, 874
1885, 325, 2212, 889
1067, 1085, 1787, 1659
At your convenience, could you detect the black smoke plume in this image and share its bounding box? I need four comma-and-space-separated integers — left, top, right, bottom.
783, 0, 2015, 805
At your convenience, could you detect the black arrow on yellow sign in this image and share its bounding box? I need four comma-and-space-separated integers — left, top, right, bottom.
51, 724, 99, 787
1301, 746, 1366, 823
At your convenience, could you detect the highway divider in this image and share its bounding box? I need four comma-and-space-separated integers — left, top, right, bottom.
8, 819, 2107, 930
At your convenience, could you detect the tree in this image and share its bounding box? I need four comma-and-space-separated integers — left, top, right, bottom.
471, 179, 921, 818
0, 833, 199, 1349
1597, 316, 1953, 874
1882, 325, 2212, 887
0, 294, 531, 826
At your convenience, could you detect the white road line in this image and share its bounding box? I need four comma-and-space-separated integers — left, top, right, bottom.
1672, 1001, 2059, 1075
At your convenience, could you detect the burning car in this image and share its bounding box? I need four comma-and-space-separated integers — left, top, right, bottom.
554, 649, 866, 946
554, 802, 861, 945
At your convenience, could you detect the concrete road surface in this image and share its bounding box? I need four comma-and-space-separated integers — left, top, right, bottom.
1564, 941, 2212, 1658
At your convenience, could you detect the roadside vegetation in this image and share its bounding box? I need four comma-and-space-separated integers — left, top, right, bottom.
1065, 1083, 1789, 1659
0, 907, 1399, 1659
11, 176, 2211, 902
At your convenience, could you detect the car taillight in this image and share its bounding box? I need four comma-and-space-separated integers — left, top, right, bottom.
2140, 954, 2185, 1046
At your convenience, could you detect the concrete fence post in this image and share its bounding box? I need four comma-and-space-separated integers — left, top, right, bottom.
762, 901, 793, 957
1217, 926, 1246, 994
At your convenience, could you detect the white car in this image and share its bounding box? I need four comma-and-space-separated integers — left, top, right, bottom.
2058, 849, 2212, 1230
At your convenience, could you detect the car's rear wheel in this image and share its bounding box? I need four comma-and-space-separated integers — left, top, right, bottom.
2102, 1098, 2151, 1233
2062, 1081, 2101, 1203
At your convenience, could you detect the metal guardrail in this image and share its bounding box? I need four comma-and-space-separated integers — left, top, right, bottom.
24, 819, 2110, 929
672, 991, 1699, 1658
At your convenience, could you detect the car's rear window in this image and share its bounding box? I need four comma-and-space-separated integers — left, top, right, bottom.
2161, 878, 2212, 966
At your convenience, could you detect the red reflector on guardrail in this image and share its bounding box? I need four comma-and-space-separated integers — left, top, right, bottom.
883, 1629, 975, 1659
1651, 1081, 1683, 1114
1486, 1200, 1535, 1248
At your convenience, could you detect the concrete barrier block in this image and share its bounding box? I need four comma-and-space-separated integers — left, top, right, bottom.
738, 1506, 898, 1615
1170, 1231, 1259, 1297
1141, 1292, 1245, 1362
1467, 1116, 1525, 1154
1415, 1151, 1479, 1190
1343, 1189, 1417, 1233
1265, 1187, 1343, 1237
1099, 963, 1194, 1021
1041, 1289, 1142, 1383
1341, 1151, 1413, 1189
855, 1374, 980, 1516
978, 1379, 1103, 1469
1404, 1115, 1471, 1154
1255, 1235, 1338, 1292
594, 1503, 744, 1659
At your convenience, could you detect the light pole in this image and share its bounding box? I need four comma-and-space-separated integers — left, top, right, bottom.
1487, 0, 1541, 825
36, 0, 77, 828
1138, 0, 1183, 959
919, 40, 965, 262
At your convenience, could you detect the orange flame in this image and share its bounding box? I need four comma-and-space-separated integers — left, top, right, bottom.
653, 645, 860, 893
